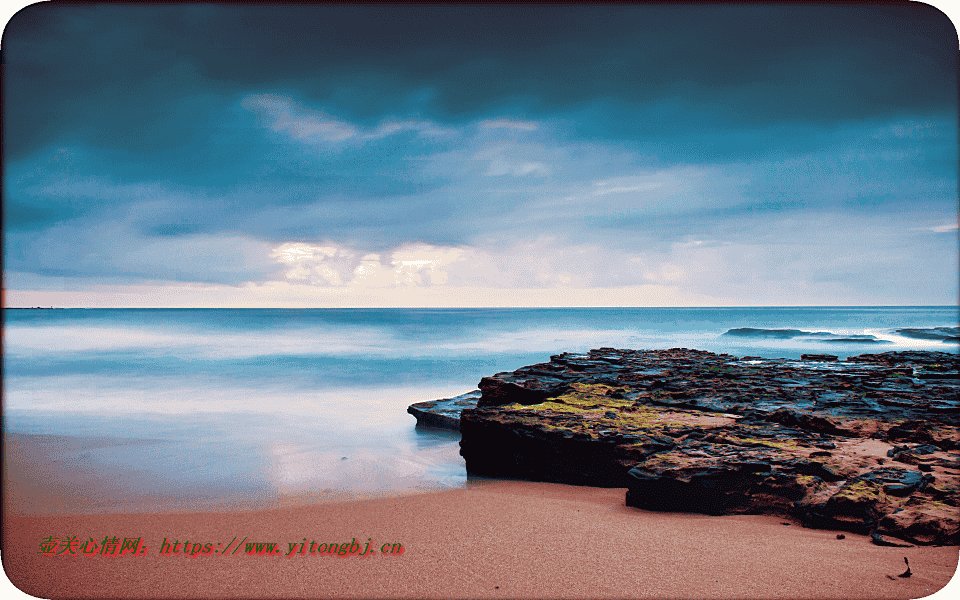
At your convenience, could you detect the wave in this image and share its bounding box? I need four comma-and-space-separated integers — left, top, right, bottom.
894, 327, 960, 342
722, 328, 891, 344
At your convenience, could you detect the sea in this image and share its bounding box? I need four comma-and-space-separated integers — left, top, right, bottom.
4, 306, 958, 514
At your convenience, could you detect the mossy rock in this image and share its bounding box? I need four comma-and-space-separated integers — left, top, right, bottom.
544, 383, 634, 409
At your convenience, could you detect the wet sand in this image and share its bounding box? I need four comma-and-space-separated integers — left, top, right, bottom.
3, 434, 958, 599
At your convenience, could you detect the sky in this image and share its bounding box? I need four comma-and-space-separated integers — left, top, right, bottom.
2, 3, 958, 307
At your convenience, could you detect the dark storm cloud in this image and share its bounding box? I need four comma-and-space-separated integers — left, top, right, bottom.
4, 3, 956, 159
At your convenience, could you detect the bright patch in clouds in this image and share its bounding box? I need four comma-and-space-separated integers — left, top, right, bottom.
242, 94, 447, 145
271, 241, 468, 288
392, 245, 465, 285
925, 222, 959, 233
271, 243, 338, 263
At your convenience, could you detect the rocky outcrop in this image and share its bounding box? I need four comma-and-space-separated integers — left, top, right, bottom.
408, 390, 481, 431
415, 348, 960, 545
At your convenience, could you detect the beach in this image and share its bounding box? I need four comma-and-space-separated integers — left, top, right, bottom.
4, 433, 958, 600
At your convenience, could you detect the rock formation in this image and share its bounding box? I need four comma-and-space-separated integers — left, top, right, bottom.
408, 390, 482, 431
409, 348, 960, 545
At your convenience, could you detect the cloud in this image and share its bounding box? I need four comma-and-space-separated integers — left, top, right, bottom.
924, 222, 959, 233
8, 207, 957, 307
485, 160, 549, 177
474, 143, 551, 177
241, 94, 449, 147
5, 4, 955, 164
350, 257, 398, 288
242, 94, 358, 142
5, 219, 279, 286
271, 243, 338, 263
391, 244, 465, 285
6, 109, 954, 302
592, 177, 665, 196
480, 119, 538, 131
365, 119, 449, 140
872, 120, 945, 140
264, 237, 655, 291
3, 6, 956, 306
270, 241, 470, 289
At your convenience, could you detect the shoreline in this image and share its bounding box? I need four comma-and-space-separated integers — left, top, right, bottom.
4, 479, 957, 599
3, 430, 466, 517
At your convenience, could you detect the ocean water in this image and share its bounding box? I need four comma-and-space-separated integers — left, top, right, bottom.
4, 306, 957, 513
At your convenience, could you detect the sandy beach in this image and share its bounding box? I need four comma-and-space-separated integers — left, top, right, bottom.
3, 431, 958, 600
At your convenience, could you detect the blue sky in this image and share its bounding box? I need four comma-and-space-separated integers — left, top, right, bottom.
3, 4, 958, 307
